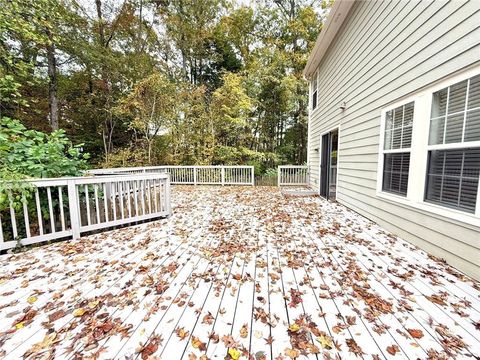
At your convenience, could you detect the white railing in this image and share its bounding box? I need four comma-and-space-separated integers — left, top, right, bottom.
0, 173, 171, 250
278, 165, 309, 186
88, 166, 255, 186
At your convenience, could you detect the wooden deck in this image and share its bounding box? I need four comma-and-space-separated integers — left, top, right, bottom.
0, 186, 479, 359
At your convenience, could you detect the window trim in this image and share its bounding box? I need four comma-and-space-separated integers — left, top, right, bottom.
376, 65, 480, 226
377, 98, 416, 198
311, 72, 318, 111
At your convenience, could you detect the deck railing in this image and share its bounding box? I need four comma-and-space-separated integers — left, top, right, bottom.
88, 165, 255, 186
0, 173, 171, 250
278, 165, 309, 186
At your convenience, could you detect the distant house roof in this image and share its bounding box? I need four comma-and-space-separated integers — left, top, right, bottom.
303, 0, 355, 80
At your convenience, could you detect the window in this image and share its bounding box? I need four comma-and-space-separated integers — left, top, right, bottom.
381, 102, 414, 196
425, 75, 480, 213
425, 149, 480, 213
311, 74, 318, 110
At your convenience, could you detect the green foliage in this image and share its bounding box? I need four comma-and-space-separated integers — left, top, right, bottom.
0, 117, 89, 178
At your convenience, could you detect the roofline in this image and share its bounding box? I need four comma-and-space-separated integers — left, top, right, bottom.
303, 0, 356, 80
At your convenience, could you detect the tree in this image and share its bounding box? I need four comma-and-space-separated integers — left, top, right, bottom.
211, 72, 253, 148
120, 73, 177, 164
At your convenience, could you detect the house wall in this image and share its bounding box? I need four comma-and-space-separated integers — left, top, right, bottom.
307, 0, 480, 278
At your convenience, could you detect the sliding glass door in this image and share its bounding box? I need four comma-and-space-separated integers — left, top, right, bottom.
320, 129, 338, 200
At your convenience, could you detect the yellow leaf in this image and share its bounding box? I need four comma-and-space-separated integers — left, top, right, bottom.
73, 308, 86, 317
316, 335, 333, 349
27, 296, 37, 304
15, 322, 24, 329
228, 348, 241, 360
288, 323, 300, 332
88, 300, 100, 309
284, 348, 299, 359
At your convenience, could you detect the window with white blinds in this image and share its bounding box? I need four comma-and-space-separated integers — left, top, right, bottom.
381, 102, 414, 196
311, 74, 318, 110
425, 149, 480, 213
426, 75, 480, 213
429, 75, 480, 145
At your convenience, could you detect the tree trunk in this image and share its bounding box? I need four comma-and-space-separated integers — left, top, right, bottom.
46, 28, 58, 131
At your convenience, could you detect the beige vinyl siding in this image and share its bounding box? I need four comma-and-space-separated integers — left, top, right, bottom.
307, 0, 480, 278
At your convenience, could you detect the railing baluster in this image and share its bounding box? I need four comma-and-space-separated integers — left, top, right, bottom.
133, 180, 139, 216
153, 180, 158, 213
119, 181, 125, 219
111, 182, 117, 221
8, 192, 18, 239
147, 179, 152, 214
47, 187, 55, 232
22, 199, 31, 238
126, 181, 132, 218
0, 214, 3, 244
103, 183, 109, 222
35, 189, 43, 235
141, 179, 145, 215
58, 186, 66, 231
84, 184, 91, 226
67, 180, 81, 239
94, 184, 100, 224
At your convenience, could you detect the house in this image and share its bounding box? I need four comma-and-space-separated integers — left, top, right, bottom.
304, 0, 480, 279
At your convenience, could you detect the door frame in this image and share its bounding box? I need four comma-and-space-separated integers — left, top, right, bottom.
319, 125, 340, 199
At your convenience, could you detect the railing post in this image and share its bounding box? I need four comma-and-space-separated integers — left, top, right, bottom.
221, 167, 225, 186
193, 166, 197, 185
165, 175, 172, 215
277, 167, 281, 187
67, 180, 81, 239
250, 166, 254, 186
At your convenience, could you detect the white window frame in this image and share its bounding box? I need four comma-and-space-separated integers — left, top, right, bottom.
376, 65, 480, 227
311, 72, 318, 111
379, 101, 414, 197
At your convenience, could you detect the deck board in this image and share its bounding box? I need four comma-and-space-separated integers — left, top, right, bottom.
0, 186, 479, 359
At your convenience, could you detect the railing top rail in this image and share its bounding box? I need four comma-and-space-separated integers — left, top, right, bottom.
0, 173, 170, 187
278, 165, 308, 168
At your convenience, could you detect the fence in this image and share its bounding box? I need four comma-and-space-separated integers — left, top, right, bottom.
88, 166, 255, 186
0, 173, 171, 250
278, 165, 309, 186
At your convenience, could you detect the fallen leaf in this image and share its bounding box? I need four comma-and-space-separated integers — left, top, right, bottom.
192, 336, 207, 351
202, 312, 214, 325
288, 323, 300, 332
27, 296, 37, 304
316, 335, 333, 349
88, 300, 100, 309
48, 309, 66, 322
284, 348, 299, 359
407, 329, 424, 339
73, 308, 86, 317
139, 335, 162, 360
176, 327, 189, 340
240, 323, 248, 338
386, 345, 400, 355
228, 348, 241, 360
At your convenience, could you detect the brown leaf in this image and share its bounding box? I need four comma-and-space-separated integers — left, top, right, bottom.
139, 335, 162, 360
386, 345, 400, 356
202, 312, 214, 325
264, 335, 274, 345
48, 309, 66, 323
191, 336, 207, 351
407, 329, 424, 339
176, 327, 189, 340
240, 323, 248, 338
